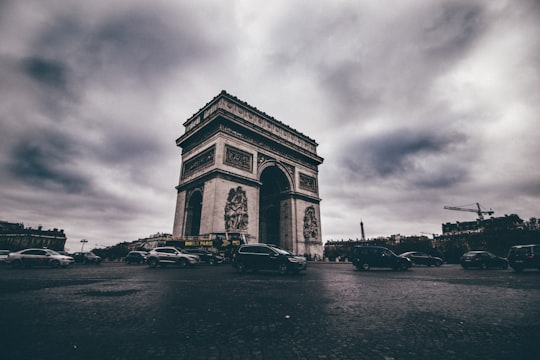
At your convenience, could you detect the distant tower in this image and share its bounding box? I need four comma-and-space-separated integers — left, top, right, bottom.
360, 220, 366, 241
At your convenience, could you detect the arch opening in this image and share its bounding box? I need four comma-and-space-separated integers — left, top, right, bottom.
184, 190, 202, 237
259, 166, 291, 248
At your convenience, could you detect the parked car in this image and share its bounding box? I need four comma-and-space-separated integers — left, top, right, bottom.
71, 251, 102, 264
124, 251, 148, 265
460, 251, 508, 270
7, 248, 74, 268
352, 245, 411, 271
232, 243, 307, 275
399, 251, 443, 267
0, 250, 9, 264
146, 247, 199, 268
183, 249, 224, 265
507, 244, 540, 272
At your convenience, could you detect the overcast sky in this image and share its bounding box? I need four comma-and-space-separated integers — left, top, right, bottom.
1, 0, 539, 251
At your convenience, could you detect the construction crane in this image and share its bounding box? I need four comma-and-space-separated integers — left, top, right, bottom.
444, 203, 494, 220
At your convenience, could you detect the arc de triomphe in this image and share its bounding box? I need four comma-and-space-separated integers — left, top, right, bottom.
172, 91, 324, 258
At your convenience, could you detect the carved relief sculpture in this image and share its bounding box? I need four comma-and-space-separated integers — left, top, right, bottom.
224, 186, 249, 231
303, 206, 318, 240
182, 145, 215, 179
299, 172, 317, 192
224, 145, 253, 172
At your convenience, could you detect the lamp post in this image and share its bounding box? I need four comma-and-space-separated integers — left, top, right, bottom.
80, 239, 88, 252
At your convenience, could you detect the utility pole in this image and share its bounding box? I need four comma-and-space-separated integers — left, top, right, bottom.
80, 239, 88, 252
360, 220, 366, 241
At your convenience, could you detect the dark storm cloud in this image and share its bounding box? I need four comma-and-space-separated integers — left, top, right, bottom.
21, 57, 67, 90
340, 128, 467, 187
28, 4, 225, 93
420, 2, 484, 58
9, 133, 89, 193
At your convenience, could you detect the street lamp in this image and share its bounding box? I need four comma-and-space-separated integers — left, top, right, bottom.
80, 239, 88, 252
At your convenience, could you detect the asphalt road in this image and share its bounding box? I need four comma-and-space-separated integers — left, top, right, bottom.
1, 262, 539, 360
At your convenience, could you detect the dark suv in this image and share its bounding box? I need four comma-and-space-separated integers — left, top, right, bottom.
507, 244, 540, 272
232, 244, 307, 275
352, 246, 411, 271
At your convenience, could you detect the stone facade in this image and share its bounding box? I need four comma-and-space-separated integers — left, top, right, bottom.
0, 221, 67, 251
172, 91, 324, 258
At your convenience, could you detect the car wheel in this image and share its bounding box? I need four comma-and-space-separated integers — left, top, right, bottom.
278, 262, 288, 275
50, 260, 60, 269
208, 258, 215, 266
11, 259, 23, 269
178, 259, 188, 268
147, 258, 158, 268
502, 263, 508, 270
435, 261, 442, 267
512, 266, 523, 272
480, 263, 487, 270
362, 263, 370, 271
400, 263, 409, 271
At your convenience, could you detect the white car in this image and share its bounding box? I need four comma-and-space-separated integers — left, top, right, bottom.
7, 248, 74, 268
146, 247, 199, 268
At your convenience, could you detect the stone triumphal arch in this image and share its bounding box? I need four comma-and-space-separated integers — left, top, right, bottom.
172, 91, 324, 258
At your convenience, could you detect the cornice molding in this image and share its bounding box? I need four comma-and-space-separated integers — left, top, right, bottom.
177, 91, 323, 166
